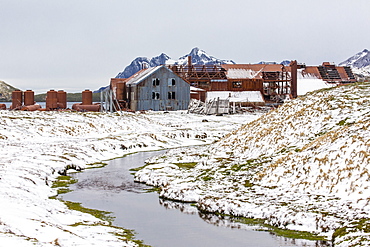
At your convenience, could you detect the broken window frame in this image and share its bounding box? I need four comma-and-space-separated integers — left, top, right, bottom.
152, 78, 160, 86
168, 91, 176, 100
232, 81, 242, 88
168, 78, 176, 86
152, 92, 160, 100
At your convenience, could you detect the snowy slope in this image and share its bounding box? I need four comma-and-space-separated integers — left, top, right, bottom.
0, 110, 260, 246
135, 82, 370, 246
352, 65, 370, 77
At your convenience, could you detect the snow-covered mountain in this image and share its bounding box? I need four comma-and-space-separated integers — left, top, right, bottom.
116, 53, 172, 79
339, 49, 370, 68
339, 49, 370, 78
175, 47, 235, 66
116, 47, 235, 79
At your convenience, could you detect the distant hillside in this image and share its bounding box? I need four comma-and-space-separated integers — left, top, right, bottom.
0, 81, 19, 102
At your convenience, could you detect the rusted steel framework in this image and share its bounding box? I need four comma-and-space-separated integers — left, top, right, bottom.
169, 62, 296, 102
261, 66, 292, 102
168, 64, 227, 89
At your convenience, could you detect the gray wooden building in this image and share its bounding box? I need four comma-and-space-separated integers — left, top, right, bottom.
125, 65, 190, 111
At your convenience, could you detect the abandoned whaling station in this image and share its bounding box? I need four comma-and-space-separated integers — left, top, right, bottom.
5, 56, 356, 114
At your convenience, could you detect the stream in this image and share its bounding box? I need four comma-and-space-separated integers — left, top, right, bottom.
60, 150, 327, 247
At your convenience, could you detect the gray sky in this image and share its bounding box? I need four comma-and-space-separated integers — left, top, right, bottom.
1, 0, 369, 93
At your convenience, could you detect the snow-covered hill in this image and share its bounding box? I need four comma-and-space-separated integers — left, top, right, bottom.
115, 47, 235, 79
135, 82, 370, 246
0, 110, 260, 246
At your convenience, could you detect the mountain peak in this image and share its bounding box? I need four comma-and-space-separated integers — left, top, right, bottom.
115, 47, 235, 79
190, 47, 201, 53
339, 49, 370, 68
177, 47, 235, 66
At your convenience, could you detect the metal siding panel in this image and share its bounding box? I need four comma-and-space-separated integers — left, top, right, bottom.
132, 66, 190, 111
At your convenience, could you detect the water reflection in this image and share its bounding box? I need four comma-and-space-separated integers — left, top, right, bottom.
62, 151, 330, 247
159, 198, 330, 247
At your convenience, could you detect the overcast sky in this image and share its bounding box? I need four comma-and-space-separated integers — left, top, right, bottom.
1, 0, 369, 93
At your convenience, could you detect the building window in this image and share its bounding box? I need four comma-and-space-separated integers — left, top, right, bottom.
168, 78, 176, 86
152, 78, 160, 86
232, 81, 242, 88
168, 92, 175, 99
152, 92, 160, 100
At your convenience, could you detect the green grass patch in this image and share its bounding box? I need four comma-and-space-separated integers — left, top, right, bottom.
332, 218, 370, 242
202, 176, 213, 181
172, 162, 197, 169
234, 217, 328, 242
85, 162, 108, 169
143, 187, 162, 193
230, 159, 261, 172
337, 117, 350, 126
65, 201, 115, 223
51, 175, 77, 189
244, 180, 254, 187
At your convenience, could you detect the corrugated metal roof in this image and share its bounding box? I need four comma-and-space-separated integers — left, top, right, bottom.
125, 66, 166, 86
222, 64, 286, 80
222, 64, 285, 72
226, 68, 260, 79
336, 66, 350, 81
300, 67, 321, 79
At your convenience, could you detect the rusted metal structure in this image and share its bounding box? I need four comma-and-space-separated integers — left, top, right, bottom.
72, 103, 100, 112
57, 90, 67, 109
317, 62, 355, 83
46, 90, 58, 110
298, 62, 356, 84
82, 89, 93, 105
169, 58, 295, 103
73, 89, 100, 112
222, 64, 293, 102
21, 104, 41, 111
8, 88, 102, 112
109, 78, 128, 110
0, 104, 6, 110
24, 90, 35, 106
168, 64, 228, 90
290, 61, 298, 98
169, 57, 356, 103
11, 90, 23, 109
